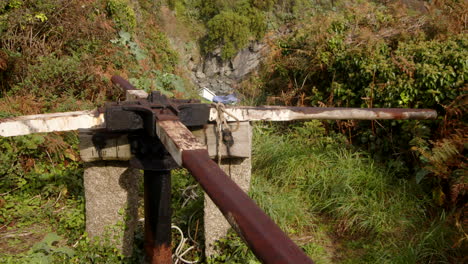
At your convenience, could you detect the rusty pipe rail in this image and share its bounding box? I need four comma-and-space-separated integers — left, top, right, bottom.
154, 119, 314, 263
111, 75, 137, 91
182, 149, 314, 264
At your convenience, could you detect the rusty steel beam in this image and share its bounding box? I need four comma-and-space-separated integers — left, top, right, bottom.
155, 120, 314, 264
144, 170, 172, 264
183, 149, 314, 264
212, 106, 438, 122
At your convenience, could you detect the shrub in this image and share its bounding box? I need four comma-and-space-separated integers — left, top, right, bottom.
9, 54, 97, 103
172, 0, 268, 59
205, 11, 251, 59
106, 0, 136, 32
255, 2, 466, 258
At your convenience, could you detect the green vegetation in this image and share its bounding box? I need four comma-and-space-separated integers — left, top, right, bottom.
0, 0, 187, 111
237, 1, 467, 262
169, 0, 273, 59
262, 3, 466, 110
205, 10, 252, 59
107, 0, 137, 32
207, 122, 461, 263
203, 2, 268, 59
0, 0, 197, 262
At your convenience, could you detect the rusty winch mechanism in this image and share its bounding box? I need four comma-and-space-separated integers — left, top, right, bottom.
0, 75, 438, 264
104, 77, 315, 264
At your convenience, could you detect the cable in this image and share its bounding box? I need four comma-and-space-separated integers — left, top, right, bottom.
172, 225, 199, 264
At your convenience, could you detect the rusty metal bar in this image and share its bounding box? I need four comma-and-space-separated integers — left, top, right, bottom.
182, 149, 314, 264
144, 170, 172, 264
111, 75, 137, 91
154, 120, 314, 264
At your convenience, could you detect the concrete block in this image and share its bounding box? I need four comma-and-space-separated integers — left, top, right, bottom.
83, 161, 141, 256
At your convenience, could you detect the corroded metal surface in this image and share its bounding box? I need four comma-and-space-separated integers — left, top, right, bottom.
182, 149, 314, 264
144, 171, 172, 264
0, 110, 105, 137
210, 106, 437, 122
111, 75, 137, 91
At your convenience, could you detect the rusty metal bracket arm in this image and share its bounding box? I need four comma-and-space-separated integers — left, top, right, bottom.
155, 120, 314, 264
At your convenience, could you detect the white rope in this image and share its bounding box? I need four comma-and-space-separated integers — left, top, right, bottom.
181, 184, 199, 208
172, 225, 199, 264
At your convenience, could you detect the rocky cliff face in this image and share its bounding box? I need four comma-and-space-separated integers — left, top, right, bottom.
158, 6, 267, 98
190, 42, 267, 96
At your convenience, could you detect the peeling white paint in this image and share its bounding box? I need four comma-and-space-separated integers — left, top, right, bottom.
209, 107, 437, 122
0, 110, 105, 137
0, 106, 436, 138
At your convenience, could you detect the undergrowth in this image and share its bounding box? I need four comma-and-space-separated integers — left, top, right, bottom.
211, 121, 461, 263
0, 0, 198, 263
239, 0, 467, 255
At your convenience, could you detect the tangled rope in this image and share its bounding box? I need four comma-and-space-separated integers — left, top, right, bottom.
172, 225, 199, 264
181, 184, 199, 208
212, 103, 240, 164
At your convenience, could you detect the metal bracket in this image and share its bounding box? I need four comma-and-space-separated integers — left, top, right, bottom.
128, 133, 179, 171
105, 91, 210, 136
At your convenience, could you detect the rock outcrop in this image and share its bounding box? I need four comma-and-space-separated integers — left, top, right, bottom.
191, 42, 266, 96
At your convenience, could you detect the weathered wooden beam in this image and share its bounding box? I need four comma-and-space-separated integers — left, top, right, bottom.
79, 131, 132, 162
0, 106, 437, 137
211, 106, 437, 122
0, 110, 104, 137
79, 122, 251, 162
155, 120, 205, 165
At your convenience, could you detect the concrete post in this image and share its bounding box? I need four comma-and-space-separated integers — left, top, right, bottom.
78, 131, 141, 256
82, 160, 140, 256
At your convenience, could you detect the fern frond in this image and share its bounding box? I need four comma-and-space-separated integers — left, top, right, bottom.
430, 139, 460, 164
